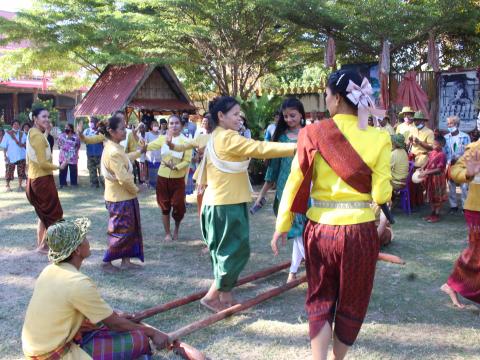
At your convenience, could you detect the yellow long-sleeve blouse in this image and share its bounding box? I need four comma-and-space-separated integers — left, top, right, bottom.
26, 128, 58, 179
146, 135, 193, 179
276, 114, 393, 232
81, 132, 140, 162
450, 140, 480, 211
102, 140, 139, 202
197, 127, 296, 206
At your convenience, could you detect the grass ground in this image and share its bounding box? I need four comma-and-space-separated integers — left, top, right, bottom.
0, 148, 479, 359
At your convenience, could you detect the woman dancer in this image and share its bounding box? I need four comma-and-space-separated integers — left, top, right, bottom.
255, 97, 307, 282
97, 116, 145, 271
441, 140, 480, 308
147, 115, 192, 242
272, 70, 392, 360
26, 108, 67, 252
192, 96, 296, 312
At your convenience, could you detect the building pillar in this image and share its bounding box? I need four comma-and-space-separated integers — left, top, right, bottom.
12, 92, 18, 119
33, 89, 38, 102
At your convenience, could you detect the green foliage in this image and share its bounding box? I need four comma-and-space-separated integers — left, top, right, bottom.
239, 94, 282, 139
260, 64, 329, 93
269, 0, 480, 72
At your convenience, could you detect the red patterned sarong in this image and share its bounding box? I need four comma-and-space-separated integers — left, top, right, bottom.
447, 210, 480, 304
26, 175, 63, 228
304, 220, 380, 346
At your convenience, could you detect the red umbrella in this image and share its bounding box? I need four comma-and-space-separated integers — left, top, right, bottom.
394, 71, 429, 118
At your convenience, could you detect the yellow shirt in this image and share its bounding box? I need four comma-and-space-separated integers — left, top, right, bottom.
276, 114, 392, 231
390, 148, 409, 187
201, 127, 296, 206
22, 263, 113, 359
26, 128, 58, 179
410, 126, 434, 167
396, 121, 415, 140
450, 140, 480, 211
146, 134, 193, 179
81, 132, 138, 153
102, 140, 139, 202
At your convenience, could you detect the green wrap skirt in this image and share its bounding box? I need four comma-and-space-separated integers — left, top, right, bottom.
201, 203, 250, 292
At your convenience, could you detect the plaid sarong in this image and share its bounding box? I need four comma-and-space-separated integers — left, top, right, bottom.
81, 328, 152, 360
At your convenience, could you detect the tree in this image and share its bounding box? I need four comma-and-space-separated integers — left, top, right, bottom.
270, 0, 480, 72
0, 0, 303, 99
143, 0, 302, 98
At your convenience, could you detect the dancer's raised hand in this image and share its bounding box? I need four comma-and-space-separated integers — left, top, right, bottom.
465, 149, 480, 178
166, 130, 174, 149
271, 231, 287, 256
76, 121, 83, 135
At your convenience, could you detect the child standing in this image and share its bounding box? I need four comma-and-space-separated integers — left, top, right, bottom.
421, 135, 448, 223
255, 97, 307, 283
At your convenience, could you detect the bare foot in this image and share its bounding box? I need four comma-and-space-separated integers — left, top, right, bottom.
17, 186, 24, 192
201, 247, 209, 255
200, 297, 226, 313
287, 272, 297, 283
102, 263, 120, 273
164, 234, 172, 242
121, 262, 143, 270
173, 231, 179, 241
441, 283, 465, 308
5, 186, 12, 192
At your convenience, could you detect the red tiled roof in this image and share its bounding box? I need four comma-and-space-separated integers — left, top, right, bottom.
129, 98, 195, 111
75, 64, 195, 116
75, 64, 150, 116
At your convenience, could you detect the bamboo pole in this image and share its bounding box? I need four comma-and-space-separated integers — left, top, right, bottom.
171, 340, 210, 360
378, 252, 405, 265
168, 276, 307, 342
133, 261, 292, 321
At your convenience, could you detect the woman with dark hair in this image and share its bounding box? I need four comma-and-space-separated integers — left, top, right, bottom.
238, 112, 252, 139
272, 70, 392, 359
146, 115, 192, 242
97, 116, 146, 271
186, 96, 296, 312
26, 107, 67, 253
255, 97, 307, 282
57, 123, 81, 188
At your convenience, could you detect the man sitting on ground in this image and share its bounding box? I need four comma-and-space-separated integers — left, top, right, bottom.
22, 218, 165, 359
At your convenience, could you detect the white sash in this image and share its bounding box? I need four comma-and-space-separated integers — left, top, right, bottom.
197, 134, 252, 192
26, 130, 51, 165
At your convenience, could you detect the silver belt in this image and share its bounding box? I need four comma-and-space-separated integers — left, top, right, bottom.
312, 200, 371, 209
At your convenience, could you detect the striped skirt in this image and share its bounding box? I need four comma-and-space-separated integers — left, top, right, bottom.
104, 198, 144, 263
303, 220, 380, 346
447, 210, 480, 304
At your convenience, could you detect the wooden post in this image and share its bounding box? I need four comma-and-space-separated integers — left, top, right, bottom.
12, 92, 18, 120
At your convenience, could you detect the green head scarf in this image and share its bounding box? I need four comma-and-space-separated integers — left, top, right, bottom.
46, 218, 91, 264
